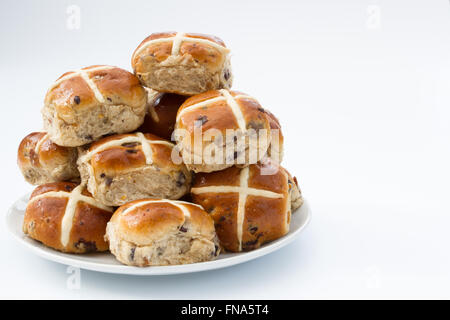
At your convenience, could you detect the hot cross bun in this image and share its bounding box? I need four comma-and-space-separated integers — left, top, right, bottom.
23, 182, 113, 253
105, 199, 220, 266
191, 160, 303, 252
77, 132, 192, 206
42, 65, 147, 147
132, 32, 232, 95
174, 89, 273, 173
17, 132, 79, 185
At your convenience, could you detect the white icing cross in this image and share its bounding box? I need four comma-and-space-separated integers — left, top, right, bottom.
28, 184, 113, 248
171, 32, 186, 55
121, 199, 205, 219
190, 166, 285, 251
175, 90, 256, 132
48, 66, 116, 104
133, 32, 230, 60
79, 133, 174, 166
219, 89, 247, 131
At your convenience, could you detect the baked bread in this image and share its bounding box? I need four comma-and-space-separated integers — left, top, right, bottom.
138, 88, 187, 140
105, 199, 220, 266
191, 160, 303, 252
77, 132, 192, 206
265, 109, 284, 164
174, 89, 272, 173
23, 182, 113, 253
132, 32, 232, 95
42, 65, 147, 147
18, 132, 79, 185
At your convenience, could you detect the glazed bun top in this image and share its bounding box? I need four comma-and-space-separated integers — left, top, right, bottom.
24, 182, 113, 252
191, 160, 300, 252
44, 65, 147, 123
109, 198, 216, 245
18, 132, 72, 168
29, 182, 112, 213
192, 160, 292, 198
77, 132, 180, 173
175, 89, 272, 135
132, 32, 229, 72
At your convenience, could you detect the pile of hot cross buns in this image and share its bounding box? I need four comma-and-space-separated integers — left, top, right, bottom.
17, 32, 304, 267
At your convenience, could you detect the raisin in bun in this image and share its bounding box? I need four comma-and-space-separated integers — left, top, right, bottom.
191, 160, 303, 252
42, 65, 147, 147
138, 88, 188, 140
105, 199, 220, 266
18, 132, 79, 185
77, 132, 191, 206
132, 32, 232, 95
23, 182, 113, 253
174, 89, 272, 173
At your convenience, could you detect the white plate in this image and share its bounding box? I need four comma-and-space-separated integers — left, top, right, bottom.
5, 193, 311, 276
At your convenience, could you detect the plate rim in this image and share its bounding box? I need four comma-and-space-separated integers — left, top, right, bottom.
5, 193, 311, 276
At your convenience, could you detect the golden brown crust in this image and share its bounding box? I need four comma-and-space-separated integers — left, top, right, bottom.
180, 90, 221, 107
178, 41, 224, 70
42, 65, 147, 147
182, 101, 239, 136
18, 132, 45, 169
132, 32, 177, 60
30, 181, 77, 197
106, 198, 219, 266
110, 199, 216, 245
46, 74, 96, 115
88, 67, 146, 109
242, 196, 287, 248
84, 133, 178, 174
247, 163, 287, 194
132, 32, 232, 95
45, 66, 146, 113
68, 202, 112, 252
202, 193, 240, 252
113, 200, 186, 244
191, 162, 295, 252
132, 32, 227, 68
192, 166, 241, 187
186, 203, 219, 235
77, 132, 192, 206
23, 196, 69, 251
17, 132, 79, 185
23, 182, 112, 253
176, 90, 271, 135
174, 90, 273, 172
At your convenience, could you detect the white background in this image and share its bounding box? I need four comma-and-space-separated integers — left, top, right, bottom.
0, 0, 449, 299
